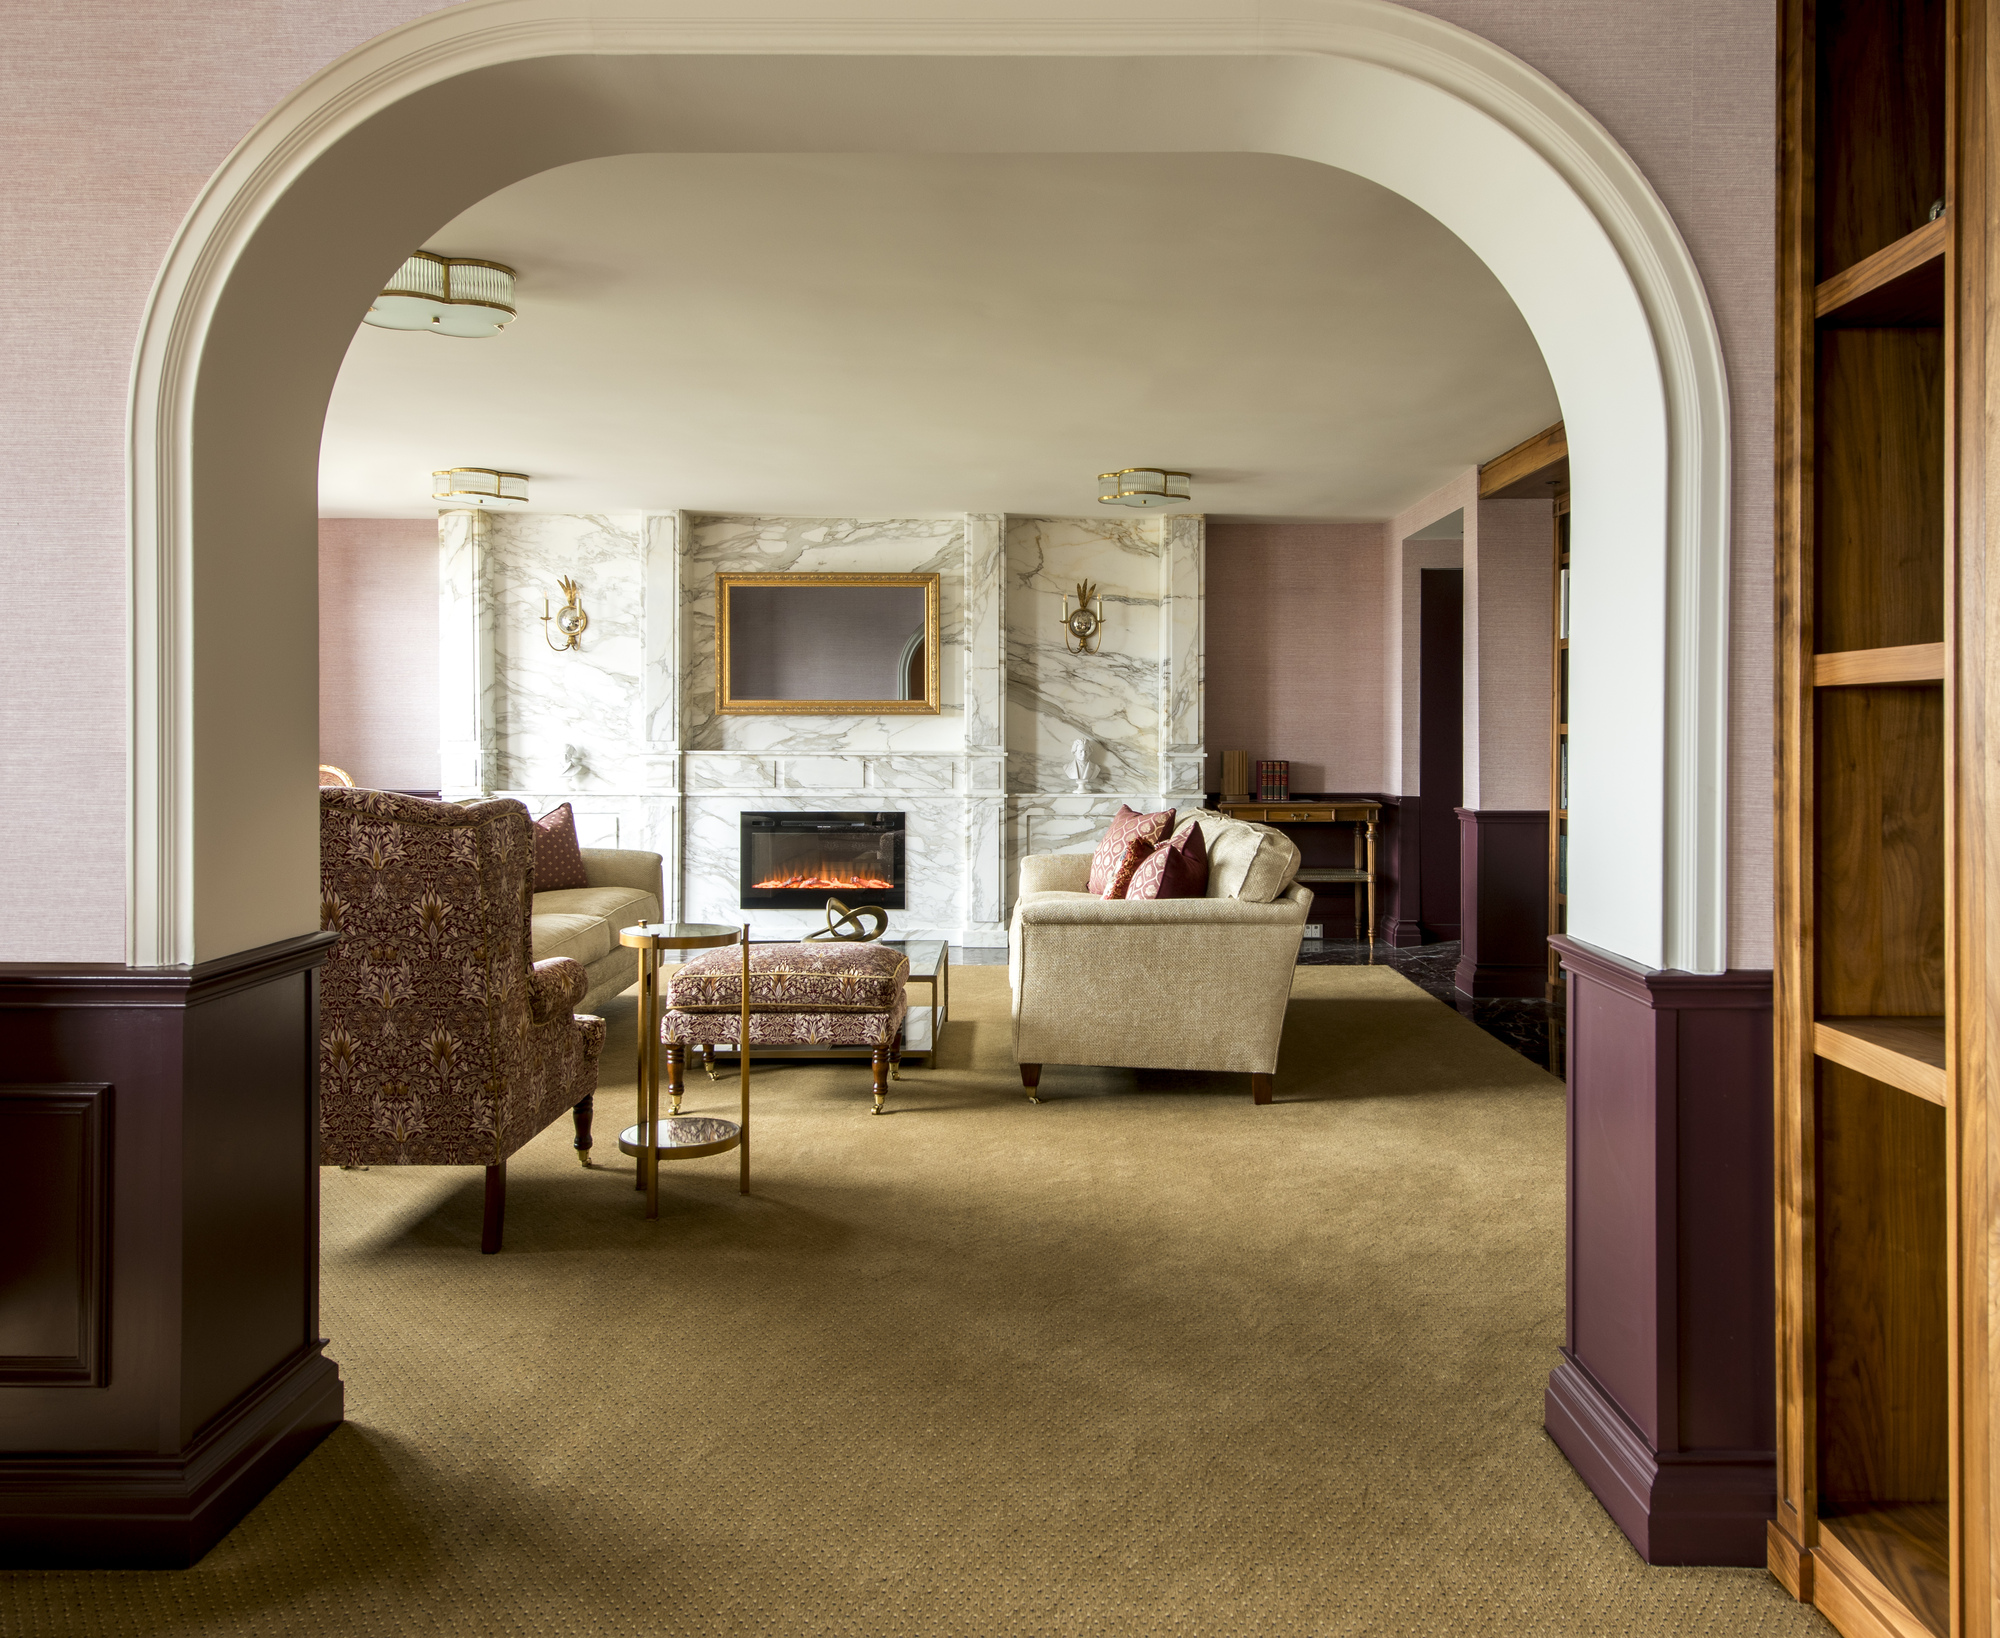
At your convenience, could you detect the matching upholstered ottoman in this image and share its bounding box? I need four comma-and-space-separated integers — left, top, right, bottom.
664, 942, 909, 1113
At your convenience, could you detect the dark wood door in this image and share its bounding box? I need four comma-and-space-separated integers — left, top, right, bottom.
1418, 568, 1463, 941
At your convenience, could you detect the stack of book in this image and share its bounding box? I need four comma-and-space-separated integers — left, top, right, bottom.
1255, 760, 1290, 801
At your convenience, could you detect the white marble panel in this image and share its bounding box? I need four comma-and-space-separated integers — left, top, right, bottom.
484, 512, 645, 793
867, 757, 957, 793
685, 754, 774, 792
966, 796, 1006, 940
642, 513, 678, 749
437, 509, 495, 794
964, 513, 1005, 753
682, 515, 967, 754
1004, 516, 1162, 793
776, 756, 866, 790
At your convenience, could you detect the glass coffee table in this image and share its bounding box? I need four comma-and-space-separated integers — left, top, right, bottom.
881, 939, 948, 1064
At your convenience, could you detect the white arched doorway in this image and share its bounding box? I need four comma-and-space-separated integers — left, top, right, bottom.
128, 0, 1729, 976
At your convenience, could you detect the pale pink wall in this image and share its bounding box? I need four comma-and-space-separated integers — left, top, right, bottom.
1464, 498, 1556, 811
318, 520, 440, 791
0, 0, 1773, 964
1386, 471, 1479, 795
1204, 520, 1388, 794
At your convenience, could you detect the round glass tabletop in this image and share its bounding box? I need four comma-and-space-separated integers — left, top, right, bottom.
619, 921, 742, 951
617, 1117, 742, 1159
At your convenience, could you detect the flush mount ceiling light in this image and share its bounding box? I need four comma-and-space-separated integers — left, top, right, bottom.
1097, 467, 1192, 508
433, 468, 529, 508
365, 251, 517, 337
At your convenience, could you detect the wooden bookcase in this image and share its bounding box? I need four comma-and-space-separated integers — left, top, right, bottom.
1772, 0, 1995, 1633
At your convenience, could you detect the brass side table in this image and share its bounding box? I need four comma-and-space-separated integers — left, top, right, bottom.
617, 922, 747, 1219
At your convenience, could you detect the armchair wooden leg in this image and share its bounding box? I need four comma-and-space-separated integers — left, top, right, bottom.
572, 1093, 594, 1167
666, 1042, 685, 1116
482, 1161, 506, 1254
1251, 1073, 1273, 1106
1021, 1063, 1042, 1104
871, 1046, 889, 1115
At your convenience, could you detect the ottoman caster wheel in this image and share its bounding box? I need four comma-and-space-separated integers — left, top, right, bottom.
871, 1095, 886, 1115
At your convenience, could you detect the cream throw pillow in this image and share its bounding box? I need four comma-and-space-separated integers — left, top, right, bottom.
1175, 813, 1300, 903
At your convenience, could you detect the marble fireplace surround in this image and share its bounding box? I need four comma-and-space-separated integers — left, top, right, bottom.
440, 508, 1204, 943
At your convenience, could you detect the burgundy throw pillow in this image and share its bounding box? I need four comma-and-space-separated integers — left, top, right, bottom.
1098, 836, 1155, 900
1127, 820, 1210, 901
1086, 805, 1177, 895
532, 803, 590, 891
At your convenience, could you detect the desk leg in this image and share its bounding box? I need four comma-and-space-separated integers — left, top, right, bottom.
1366, 819, 1377, 949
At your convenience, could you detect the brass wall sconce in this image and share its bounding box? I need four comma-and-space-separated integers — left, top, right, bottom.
541, 576, 588, 652
1060, 580, 1104, 654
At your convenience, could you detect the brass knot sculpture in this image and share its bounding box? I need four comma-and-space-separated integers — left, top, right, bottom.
805, 897, 888, 942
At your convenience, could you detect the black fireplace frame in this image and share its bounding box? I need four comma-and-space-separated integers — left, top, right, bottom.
739, 812, 907, 910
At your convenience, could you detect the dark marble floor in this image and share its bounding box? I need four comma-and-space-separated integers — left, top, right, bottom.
954, 939, 1564, 1074
1297, 937, 1564, 1073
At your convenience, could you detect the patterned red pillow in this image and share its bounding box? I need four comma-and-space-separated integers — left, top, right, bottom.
1086, 805, 1177, 895
1098, 836, 1155, 900
532, 803, 590, 891
1127, 820, 1210, 901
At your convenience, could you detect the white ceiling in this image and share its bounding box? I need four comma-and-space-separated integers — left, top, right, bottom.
317, 152, 1559, 520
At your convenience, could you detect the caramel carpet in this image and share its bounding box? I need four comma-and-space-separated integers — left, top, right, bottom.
0, 965, 1825, 1637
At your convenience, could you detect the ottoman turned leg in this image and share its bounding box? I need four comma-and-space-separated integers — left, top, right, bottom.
889, 1028, 903, 1081
1021, 1063, 1042, 1103
666, 1042, 685, 1116
701, 1043, 719, 1082
871, 1046, 889, 1114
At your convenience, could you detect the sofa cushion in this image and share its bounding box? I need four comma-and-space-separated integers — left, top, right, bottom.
668, 940, 908, 1014
1128, 818, 1209, 900
1098, 835, 1155, 900
529, 911, 614, 968
532, 802, 589, 890
1176, 812, 1299, 903
1086, 805, 1176, 895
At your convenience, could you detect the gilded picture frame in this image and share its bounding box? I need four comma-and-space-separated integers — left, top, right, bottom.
715, 571, 942, 716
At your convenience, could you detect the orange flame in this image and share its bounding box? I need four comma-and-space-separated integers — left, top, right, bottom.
752, 859, 895, 892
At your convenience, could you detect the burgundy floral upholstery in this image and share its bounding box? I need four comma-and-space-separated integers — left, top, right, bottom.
1086, 805, 1176, 895
319, 787, 605, 1168
668, 941, 909, 1013
532, 801, 590, 891
1128, 819, 1210, 900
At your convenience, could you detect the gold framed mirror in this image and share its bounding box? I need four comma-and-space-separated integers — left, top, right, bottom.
716, 572, 941, 715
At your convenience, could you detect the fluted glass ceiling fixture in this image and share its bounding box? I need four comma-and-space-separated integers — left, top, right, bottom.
1097, 467, 1193, 508
365, 252, 517, 337
433, 468, 529, 508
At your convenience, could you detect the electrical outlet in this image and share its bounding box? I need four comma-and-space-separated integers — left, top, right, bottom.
1302, 923, 1323, 940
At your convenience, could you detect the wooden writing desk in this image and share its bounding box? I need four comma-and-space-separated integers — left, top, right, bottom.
1217, 797, 1381, 944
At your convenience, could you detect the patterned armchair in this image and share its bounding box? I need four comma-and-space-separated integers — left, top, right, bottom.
319, 788, 606, 1252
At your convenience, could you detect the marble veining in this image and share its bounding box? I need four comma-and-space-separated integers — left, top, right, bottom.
440, 507, 1204, 939
1004, 516, 1165, 794
682, 515, 966, 754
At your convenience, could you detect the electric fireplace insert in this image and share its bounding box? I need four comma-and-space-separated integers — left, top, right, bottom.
739, 812, 906, 910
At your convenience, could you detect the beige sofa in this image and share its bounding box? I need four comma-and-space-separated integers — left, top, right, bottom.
530, 848, 664, 1016
1008, 811, 1311, 1104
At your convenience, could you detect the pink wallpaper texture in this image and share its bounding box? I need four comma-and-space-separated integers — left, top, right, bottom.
1204, 521, 1389, 795
1, 0, 1773, 964
318, 519, 441, 792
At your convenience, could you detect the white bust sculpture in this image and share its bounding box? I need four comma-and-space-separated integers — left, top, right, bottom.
1066, 737, 1093, 792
